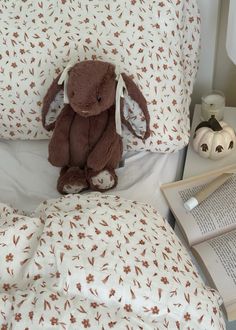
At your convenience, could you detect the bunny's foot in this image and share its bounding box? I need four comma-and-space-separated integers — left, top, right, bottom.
87, 168, 117, 192
57, 167, 88, 194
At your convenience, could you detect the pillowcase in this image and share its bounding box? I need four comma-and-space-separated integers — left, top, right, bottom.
0, 0, 200, 152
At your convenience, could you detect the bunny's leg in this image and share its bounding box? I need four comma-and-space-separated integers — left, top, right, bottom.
57, 167, 88, 194
87, 137, 122, 192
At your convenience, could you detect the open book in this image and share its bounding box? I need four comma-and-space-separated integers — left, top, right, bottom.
161, 164, 236, 321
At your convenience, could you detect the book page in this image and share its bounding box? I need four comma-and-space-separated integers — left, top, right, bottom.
162, 165, 236, 246
193, 230, 236, 321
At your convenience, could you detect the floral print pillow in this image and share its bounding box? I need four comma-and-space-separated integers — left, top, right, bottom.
0, 0, 200, 152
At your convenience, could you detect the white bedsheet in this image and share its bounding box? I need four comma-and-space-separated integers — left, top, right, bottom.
0, 140, 185, 217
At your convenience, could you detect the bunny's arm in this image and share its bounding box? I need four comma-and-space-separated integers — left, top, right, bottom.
48, 105, 75, 167
87, 108, 120, 171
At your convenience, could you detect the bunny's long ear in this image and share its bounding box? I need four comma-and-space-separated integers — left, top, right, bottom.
120, 73, 150, 140
42, 74, 64, 131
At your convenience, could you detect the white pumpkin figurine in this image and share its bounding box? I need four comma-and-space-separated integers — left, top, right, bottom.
193, 115, 236, 160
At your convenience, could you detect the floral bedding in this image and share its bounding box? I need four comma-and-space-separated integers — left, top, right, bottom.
0, 194, 225, 329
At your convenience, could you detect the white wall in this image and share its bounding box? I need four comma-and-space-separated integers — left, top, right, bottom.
191, 0, 221, 108
213, 0, 236, 107
192, 0, 236, 108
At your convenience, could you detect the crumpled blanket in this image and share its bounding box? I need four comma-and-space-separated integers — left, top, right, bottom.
0, 194, 225, 329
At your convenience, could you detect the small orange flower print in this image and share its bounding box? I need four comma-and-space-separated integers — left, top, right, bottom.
50, 294, 58, 301
109, 289, 115, 297
164, 247, 171, 253
33, 274, 41, 280
28, 311, 34, 320
153, 123, 159, 129
184, 312, 191, 321
5, 253, 14, 262
15, 313, 22, 322
161, 277, 169, 284
3, 283, 10, 291
142, 260, 149, 268
86, 274, 94, 283
151, 306, 159, 314
140, 219, 147, 225
64, 244, 72, 250
82, 319, 90, 328
124, 304, 132, 312
50, 317, 58, 325
176, 321, 180, 329
78, 232, 85, 239
123, 266, 131, 274
95, 228, 101, 235
90, 302, 98, 308
213, 307, 218, 315
108, 321, 117, 328
70, 314, 76, 323
85, 38, 91, 44
172, 266, 179, 272
91, 244, 98, 251
106, 230, 113, 237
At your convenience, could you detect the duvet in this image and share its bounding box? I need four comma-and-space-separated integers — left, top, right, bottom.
0, 194, 225, 329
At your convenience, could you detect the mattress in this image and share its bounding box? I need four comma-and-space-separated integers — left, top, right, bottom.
0, 139, 185, 217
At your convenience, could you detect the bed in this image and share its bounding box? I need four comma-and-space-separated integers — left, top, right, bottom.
0, 0, 227, 329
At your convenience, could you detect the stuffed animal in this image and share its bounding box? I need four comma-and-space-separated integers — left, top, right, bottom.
42, 60, 150, 194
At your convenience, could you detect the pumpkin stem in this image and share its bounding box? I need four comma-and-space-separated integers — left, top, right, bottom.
208, 115, 222, 131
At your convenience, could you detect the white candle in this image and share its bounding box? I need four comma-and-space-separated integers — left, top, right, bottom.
201, 91, 225, 121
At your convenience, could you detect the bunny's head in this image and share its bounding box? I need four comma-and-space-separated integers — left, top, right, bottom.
42, 60, 150, 139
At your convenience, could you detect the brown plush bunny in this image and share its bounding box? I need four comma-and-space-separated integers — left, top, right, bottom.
42, 60, 150, 194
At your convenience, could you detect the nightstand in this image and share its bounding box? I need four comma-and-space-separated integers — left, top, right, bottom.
183, 104, 236, 179
180, 104, 236, 330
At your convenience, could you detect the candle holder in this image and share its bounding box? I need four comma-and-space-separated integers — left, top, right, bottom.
201, 90, 225, 121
